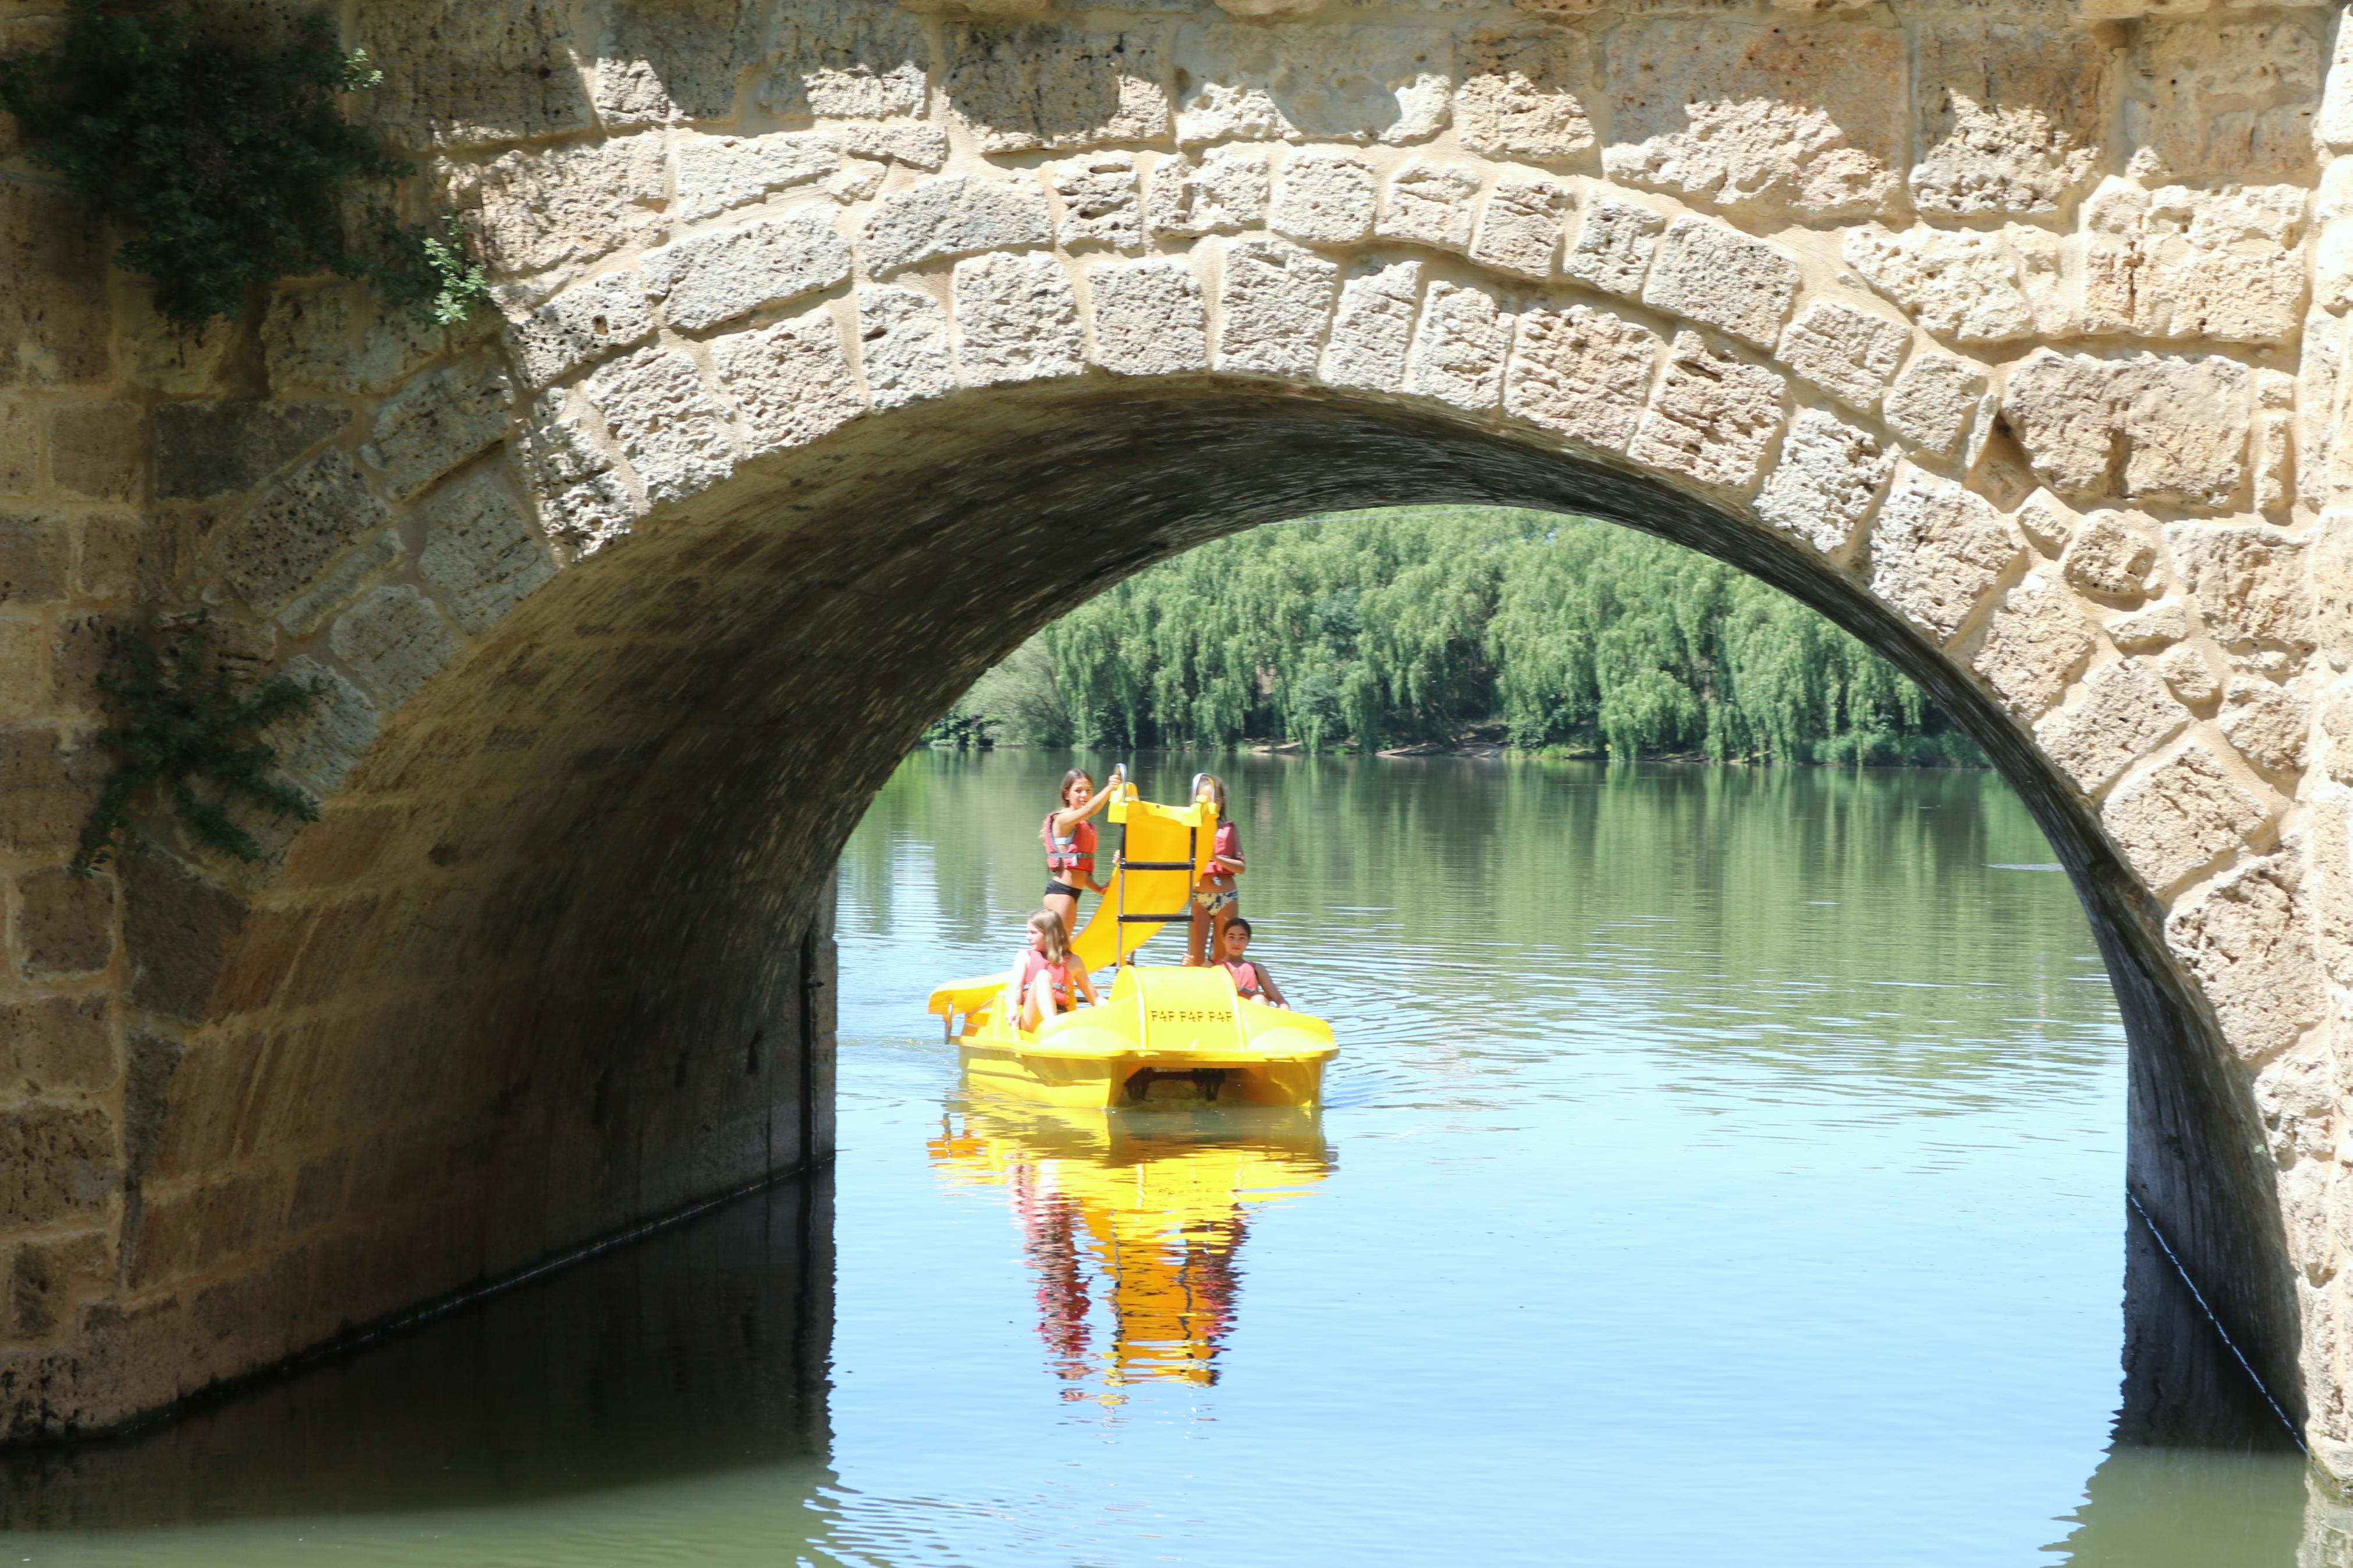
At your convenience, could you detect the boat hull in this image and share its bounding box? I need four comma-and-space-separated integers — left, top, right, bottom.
933, 964, 1336, 1108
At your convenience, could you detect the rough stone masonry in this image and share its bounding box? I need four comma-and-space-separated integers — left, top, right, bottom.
3, 0, 2353, 1484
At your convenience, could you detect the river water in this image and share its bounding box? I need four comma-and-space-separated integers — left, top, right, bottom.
1, 752, 2320, 1565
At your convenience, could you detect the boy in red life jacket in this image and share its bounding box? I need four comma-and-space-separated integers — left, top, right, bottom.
1216, 918, 1289, 1009
1186, 774, 1245, 966
1006, 908, 1099, 1032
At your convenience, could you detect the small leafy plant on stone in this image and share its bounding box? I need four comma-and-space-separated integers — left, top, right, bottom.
0, 0, 489, 328
72, 619, 324, 877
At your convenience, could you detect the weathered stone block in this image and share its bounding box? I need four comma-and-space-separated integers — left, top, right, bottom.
0, 1104, 114, 1229
1844, 223, 2061, 346
2104, 742, 2269, 890
0, 724, 102, 857
47, 403, 143, 502
2105, 600, 2187, 653
2155, 642, 2220, 706
2003, 351, 2249, 509
840, 123, 948, 170
1173, 23, 1450, 147
277, 535, 405, 640
674, 131, 840, 223
2168, 522, 2311, 649
213, 452, 393, 617
416, 478, 559, 635
1626, 330, 1784, 495
360, 356, 514, 503
943, 23, 1168, 153
1405, 282, 1510, 412
1605, 20, 1901, 220
760, 0, 930, 120
1053, 154, 1145, 253
269, 657, 379, 798
1561, 195, 1663, 299
0, 617, 42, 723
592, 0, 760, 126
953, 254, 1085, 387
2082, 182, 2305, 346
1972, 574, 2095, 721
1912, 22, 2111, 218
1505, 301, 1659, 454
260, 284, 443, 397
861, 173, 1052, 279
1455, 23, 1595, 162
1089, 259, 1208, 377
1147, 148, 1269, 241
0, 995, 111, 1096
358, 0, 592, 149
644, 214, 853, 334
331, 587, 463, 709
856, 287, 955, 410
1752, 407, 1892, 560
2219, 677, 2309, 776
713, 310, 867, 453
1270, 150, 1376, 246
49, 610, 126, 716
2034, 657, 2187, 794
0, 396, 35, 497
2132, 19, 2323, 184
1882, 354, 1987, 461
1217, 237, 1337, 379
9, 1229, 109, 1339
2166, 852, 2319, 1061
0, 183, 108, 385
0, 513, 69, 606
1867, 464, 2025, 642
16, 865, 115, 980
1640, 218, 1800, 352
1469, 180, 1571, 283
1376, 159, 1481, 254
1775, 301, 1905, 413
584, 348, 736, 507
153, 403, 347, 502
445, 137, 667, 277
502, 273, 656, 392
2061, 510, 2161, 602
1322, 261, 1423, 394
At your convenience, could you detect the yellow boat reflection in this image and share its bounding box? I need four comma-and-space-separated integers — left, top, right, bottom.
928, 1102, 1332, 1395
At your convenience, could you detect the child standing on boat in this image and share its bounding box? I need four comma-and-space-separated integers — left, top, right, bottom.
1186, 773, 1245, 966
1041, 766, 1119, 942
1008, 908, 1099, 1031
1218, 918, 1289, 1008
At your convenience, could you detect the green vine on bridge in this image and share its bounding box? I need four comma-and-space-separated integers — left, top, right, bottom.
0, 0, 488, 328
71, 618, 324, 877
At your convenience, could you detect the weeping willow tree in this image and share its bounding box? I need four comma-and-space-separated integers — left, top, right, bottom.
944, 507, 1982, 766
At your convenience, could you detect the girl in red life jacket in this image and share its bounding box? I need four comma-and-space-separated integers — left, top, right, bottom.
1041, 766, 1119, 946
1185, 773, 1246, 966
1006, 908, 1099, 1032
1216, 918, 1289, 1009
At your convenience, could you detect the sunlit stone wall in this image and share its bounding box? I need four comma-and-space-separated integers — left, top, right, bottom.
4, 0, 2353, 1469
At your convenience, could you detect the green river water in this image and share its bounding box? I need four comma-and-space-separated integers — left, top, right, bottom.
0, 752, 2324, 1565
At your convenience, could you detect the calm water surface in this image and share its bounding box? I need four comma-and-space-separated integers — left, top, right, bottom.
2, 753, 2317, 1565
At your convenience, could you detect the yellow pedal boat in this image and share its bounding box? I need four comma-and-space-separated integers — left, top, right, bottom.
927, 773, 1338, 1109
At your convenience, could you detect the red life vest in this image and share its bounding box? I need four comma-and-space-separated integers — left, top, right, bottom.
1222, 959, 1264, 1000
1019, 948, 1081, 1009
1043, 814, 1095, 881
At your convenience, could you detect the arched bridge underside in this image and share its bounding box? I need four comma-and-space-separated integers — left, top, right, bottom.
2, 0, 2351, 1470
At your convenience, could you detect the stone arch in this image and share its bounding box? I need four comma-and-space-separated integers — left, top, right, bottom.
2, 0, 2349, 1471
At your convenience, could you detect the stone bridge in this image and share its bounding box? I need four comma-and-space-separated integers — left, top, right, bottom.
1, 0, 2350, 1469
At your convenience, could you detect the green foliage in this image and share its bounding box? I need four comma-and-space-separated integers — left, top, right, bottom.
72, 619, 324, 876
976, 508, 1981, 766
0, 1, 482, 328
